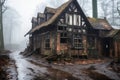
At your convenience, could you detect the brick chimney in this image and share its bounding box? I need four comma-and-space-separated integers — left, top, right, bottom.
92, 0, 98, 18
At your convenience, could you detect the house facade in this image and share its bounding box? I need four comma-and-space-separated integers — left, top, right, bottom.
25, 0, 119, 58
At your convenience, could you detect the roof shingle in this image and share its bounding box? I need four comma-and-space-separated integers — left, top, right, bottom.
29, 0, 73, 34
88, 17, 112, 30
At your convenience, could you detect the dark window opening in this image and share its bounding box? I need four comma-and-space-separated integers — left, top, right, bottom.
60, 33, 67, 37
60, 38, 67, 43
60, 32, 67, 43
45, 34, 50, 49
58, 26, 67, 31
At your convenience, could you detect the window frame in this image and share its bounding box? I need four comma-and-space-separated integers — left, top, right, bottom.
44, 34, 50, 49
73, 34, 83, 49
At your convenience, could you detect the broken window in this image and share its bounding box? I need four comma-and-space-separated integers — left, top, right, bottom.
73, 34, 83, 49
45, 34, 50, 49
73, 14, 77, 25
66, 13, 72, 25
60, 33, 67, 43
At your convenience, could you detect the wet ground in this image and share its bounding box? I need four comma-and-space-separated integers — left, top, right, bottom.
0, 50, 17, 80
10, 51, 79, 80
1, 51, 120, 80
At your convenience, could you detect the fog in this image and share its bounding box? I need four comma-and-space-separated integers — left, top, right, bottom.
3, 0, 120, 51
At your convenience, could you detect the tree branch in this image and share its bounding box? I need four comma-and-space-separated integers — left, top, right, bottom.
2, 5, 7, 13
1, 0, 6, 5
117, 2, 120, 16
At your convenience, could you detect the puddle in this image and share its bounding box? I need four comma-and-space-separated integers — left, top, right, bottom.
28, 60, 46, 67
83, 69, 113, 80
47, 68, 80, 80
10, 51, 47, 80
29, 59, 80, 80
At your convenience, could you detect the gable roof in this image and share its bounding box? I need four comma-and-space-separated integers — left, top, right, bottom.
25, 0, 73, 36
88, 17, 112, 30
25, 0, 112, 36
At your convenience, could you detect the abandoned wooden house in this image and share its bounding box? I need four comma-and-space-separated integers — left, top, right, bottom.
25, 0, 120, 58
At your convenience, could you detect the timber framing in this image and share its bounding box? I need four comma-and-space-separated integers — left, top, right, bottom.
25, 0, 120, 59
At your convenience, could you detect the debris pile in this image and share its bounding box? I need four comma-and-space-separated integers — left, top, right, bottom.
0, 55, 10, 80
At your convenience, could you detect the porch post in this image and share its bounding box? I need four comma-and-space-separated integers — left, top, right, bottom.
57, 33, 60, 54
114, 40, 118, 57
98, 39, 102, 57
110, 40, 113, 58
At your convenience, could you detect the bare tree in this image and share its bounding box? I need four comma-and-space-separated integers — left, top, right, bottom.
0, 0, 7, 50
117, 2, 120, 15
3, 7, 21, 50
100, 0, 120, 26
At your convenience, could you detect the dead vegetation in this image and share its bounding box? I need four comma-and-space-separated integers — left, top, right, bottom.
0, 55, 10, 80
0, 50, 11, 54
108, 60, 120, 77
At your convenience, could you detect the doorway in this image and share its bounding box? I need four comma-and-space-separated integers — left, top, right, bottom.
102, 38, 111, 57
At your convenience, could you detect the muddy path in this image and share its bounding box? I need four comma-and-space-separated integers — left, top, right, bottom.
7, 51, 120, 80
0, 52, 17, 80
10, 51, 79, 80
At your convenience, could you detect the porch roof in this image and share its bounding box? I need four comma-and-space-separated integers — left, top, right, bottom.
88, 17, 113, 30
105, 30, 120, 37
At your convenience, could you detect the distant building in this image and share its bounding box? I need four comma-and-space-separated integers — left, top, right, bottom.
25, 0, 120, 58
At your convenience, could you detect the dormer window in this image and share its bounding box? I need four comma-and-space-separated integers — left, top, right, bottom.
37, 13, 45, 24
44, 7, 56, 21
31, 17, 37, 28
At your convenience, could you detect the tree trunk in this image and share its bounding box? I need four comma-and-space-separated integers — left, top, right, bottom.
0, 0, 4, 50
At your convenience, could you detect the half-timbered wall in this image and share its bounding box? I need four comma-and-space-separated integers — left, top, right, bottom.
56, 2, 88, 56
29, 0, 116, 58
